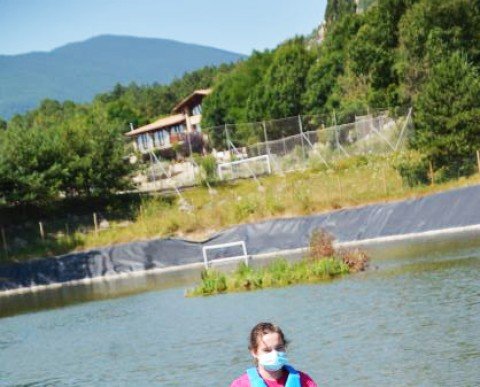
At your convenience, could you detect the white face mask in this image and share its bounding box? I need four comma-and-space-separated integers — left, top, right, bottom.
257, 350, 289, 372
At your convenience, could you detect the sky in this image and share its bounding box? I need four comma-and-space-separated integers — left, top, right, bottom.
0, 0, 327, 56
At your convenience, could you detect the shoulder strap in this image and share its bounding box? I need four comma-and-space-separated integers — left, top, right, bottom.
246, 366, 301, 387
246, 367, 267, 387
284, 365, 301, 387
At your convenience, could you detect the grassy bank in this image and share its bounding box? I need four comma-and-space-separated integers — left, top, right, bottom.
81, 154, 480, 248
3, 153, 480, 262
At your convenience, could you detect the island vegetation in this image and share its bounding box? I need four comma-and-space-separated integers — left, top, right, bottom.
186, 229, 369, 297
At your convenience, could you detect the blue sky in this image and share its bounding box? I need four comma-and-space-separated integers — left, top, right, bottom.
0, 0, 327, 56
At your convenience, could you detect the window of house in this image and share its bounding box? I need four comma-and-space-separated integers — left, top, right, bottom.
171, 124, 186, 133
138, 133, 153, 151
153, 131, 165, 147
192, 104, 202, 116
153, 130, 171, 147
162, 130, 170, 146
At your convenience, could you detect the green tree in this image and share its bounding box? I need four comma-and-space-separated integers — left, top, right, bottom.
57, 104, 133, 197
0, 102, 133, 203
325, 0, 357, 24
397, 0, 480, 101
412, 52, 480, 178
201, 51, 273, 146
247, 38, 314, 129
303, 14, 363, 115
0, 124, 65, 202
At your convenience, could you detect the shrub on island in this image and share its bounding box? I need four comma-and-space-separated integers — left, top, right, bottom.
186, 229, 369, 297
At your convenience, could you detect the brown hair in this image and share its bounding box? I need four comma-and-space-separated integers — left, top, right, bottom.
248, 322, 289, 353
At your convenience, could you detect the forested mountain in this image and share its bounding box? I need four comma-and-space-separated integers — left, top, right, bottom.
0, 35, 244, 119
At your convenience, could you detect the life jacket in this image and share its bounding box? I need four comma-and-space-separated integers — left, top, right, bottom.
246, 365, 301, 387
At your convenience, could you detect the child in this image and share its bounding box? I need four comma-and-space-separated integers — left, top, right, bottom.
231, 322, 317, 387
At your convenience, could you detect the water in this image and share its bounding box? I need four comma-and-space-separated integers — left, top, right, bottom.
1, 243, 479, 386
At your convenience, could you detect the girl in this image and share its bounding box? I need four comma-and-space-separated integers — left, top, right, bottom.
231, 322, 317, 387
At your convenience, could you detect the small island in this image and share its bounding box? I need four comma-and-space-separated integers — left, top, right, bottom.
186, 230, 369, 297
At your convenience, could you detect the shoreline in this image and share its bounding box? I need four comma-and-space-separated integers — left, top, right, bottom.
2, 218, 480, 298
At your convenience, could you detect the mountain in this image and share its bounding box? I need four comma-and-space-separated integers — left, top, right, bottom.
0, 35, 245, 119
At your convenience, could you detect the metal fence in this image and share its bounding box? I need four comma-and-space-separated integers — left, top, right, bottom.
135, 108, 413, 189
201, 107, 413, 176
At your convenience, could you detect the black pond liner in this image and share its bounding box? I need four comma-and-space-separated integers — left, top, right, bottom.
1, 184, 480, 293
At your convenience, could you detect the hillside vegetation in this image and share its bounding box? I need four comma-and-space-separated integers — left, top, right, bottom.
202, 0, 480, 181
0, 65, 234, 203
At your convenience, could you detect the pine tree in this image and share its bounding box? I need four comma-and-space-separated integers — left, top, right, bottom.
413, 52, 480, 178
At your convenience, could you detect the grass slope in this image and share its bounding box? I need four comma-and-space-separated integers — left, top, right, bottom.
80, 154, 480, 250
4, 154, 480, 262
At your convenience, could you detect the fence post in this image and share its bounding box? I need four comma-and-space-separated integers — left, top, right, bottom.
224, 124, 230, 157
93, 212, 99, 234
476, 150, 480, 174
39, 221, 45, 240
298, 115, 306, 162
1, 227, 8, 258
283, 137, 287, 156
263, 121, 271, 160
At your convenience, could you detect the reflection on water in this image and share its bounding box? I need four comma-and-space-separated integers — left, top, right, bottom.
0, 266, 202, 319
1, 237, 479, 385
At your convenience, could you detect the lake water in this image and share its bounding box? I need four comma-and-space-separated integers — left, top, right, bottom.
1, 241, 479, 386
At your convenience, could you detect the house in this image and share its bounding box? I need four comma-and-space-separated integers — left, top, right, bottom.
126, 89, 211, 154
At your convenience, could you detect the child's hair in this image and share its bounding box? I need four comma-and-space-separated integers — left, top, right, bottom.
248, 322, 289, 353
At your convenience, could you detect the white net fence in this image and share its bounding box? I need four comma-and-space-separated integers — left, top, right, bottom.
241, 109, 412, 173
217, 155, 271, 181
137, 108, 412, 190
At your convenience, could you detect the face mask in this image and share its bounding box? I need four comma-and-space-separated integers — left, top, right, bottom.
257, 350, 289, 372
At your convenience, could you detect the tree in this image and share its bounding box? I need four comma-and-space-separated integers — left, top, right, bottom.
201, 51, 273, 147
247, 38, 315, 127
0, 123, 65, 203
0, 62, 232, 204
412, 52, 480, 178
397, 0, 480, 101
325, 0, 357, 25
0, 102, 133, 203
303, 13, 364, 115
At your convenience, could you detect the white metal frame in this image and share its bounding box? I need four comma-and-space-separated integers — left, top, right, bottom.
217, 154, 271, 180
202, 241, 249, 268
